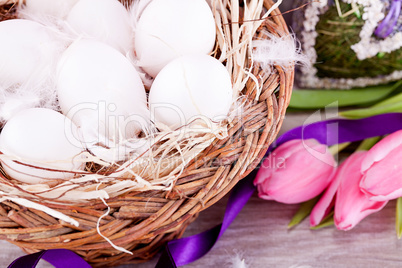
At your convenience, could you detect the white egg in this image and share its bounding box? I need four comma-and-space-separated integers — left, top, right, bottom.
23, 0, 79, 19
134, 0, 216, 77
56, 39, 149, 158
149, 54, 233, 128
0, 108, 85, 184
67, 0, 132, 53
0, 19, 56, 88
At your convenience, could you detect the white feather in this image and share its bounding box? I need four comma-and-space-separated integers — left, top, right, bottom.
228, 252, 249, 268
0, 19, 70, 123
21, 0, 78, 19
127, 0, 154, 87
252, 31, 308, 75
129, 0, 153, 32
127, 48, 154, 88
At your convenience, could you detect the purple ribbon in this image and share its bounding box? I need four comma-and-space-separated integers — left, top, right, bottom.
9, 113, 402, 268
156, 168, 256, 267
375, 0, 401, 38
8, 249, 91, 268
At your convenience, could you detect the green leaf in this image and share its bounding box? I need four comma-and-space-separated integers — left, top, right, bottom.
288, 196, 320, 229
340, 81, 402, 118
340, 101, 402, 119
373, 89, 402, 107
310, 212, 335, 230
289, 82, 401, 109
396, 197, 402, 239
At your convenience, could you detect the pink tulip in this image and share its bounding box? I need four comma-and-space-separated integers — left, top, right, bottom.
311, 151, 387, 230
360, 130, 402, 201
336, 151, 387, 230
254, 139, 336, 204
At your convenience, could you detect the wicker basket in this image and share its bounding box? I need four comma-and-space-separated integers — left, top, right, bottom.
0, 0, 293, 266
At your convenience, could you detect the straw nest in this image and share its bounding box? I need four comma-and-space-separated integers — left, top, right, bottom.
0, 0, 293, 266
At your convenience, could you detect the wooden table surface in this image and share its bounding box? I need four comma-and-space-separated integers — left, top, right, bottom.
2, 111, 402, 267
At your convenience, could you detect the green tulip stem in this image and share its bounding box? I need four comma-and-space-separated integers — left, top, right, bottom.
288, 196, 321, 229
355, 136, 381, 152
328, 142, 350, 156
310, 212, 335, 230
396, 197, 402, 239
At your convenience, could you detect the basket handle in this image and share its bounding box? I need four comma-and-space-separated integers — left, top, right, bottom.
8, 249, 91, 268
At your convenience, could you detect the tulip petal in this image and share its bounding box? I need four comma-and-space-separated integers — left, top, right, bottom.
335, 201, 387, 230
360, 147, 402, 201
272, 139, 305, 160
267, 150, 335, 204
361, 129, 402, 173
303, 139, 337, 167
254, 139, 336, 204
310, 168, 340, 226
254, 155, 275, 185
335, 152, 387, 230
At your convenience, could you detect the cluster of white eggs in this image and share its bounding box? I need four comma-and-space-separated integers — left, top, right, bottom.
0, 0, 233, 184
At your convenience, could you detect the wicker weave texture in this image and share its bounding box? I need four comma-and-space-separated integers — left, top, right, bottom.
0, 0, 293, 266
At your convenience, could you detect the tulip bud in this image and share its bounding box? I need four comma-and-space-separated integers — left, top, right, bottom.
360, 130, 402, 201
254, 139, 336, 204
311, 151, 388, 229
334, 151, 387, 230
